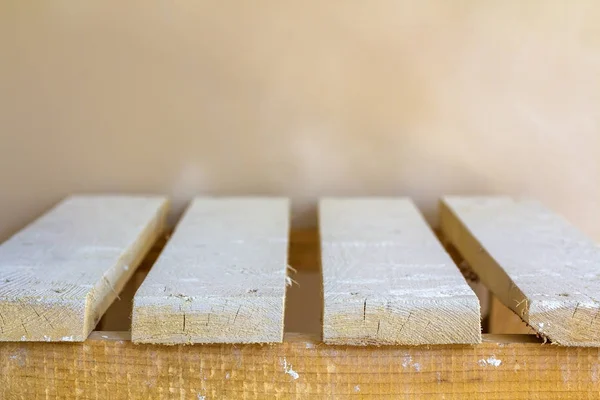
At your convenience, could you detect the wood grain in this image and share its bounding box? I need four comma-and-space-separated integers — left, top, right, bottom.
440, 196, 600, 346
0, 196, 169, 342
132, 197, 290, 344
320, 198, 481, 345
4, 331, 600, 399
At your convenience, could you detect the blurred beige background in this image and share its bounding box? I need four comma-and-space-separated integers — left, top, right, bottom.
1, 1, 599, 242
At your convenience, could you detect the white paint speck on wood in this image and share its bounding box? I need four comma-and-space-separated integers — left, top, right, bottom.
479, 355, 502, 367
281, 357, 300, 380
132, 197, 290, 344
441, 196, 600, 346
320, 198, 481, 345
0, 195, 169, 341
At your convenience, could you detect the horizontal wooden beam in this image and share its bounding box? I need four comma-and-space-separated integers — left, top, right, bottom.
2, 331, 599, 399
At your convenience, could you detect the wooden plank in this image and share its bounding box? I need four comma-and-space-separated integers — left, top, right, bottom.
5, 332, 600, 399
132, 197, 290, 344
320, 198, 481, 345
440, 196, 600, 346
100, 228, 323, 336
0, 196, 169, 342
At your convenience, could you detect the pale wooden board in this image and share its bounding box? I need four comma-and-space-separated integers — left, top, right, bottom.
320, 198, 481, 345
6, 332, 600, 399
132, 197, 290, 344
0, 196, 169, 342
440, 196, 600, 346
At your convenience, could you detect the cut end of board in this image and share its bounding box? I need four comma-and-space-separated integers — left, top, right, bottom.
0, 298, 87, 342
529, 300, 600, 347
323, 296, 482, 345
132, 296, 285, 344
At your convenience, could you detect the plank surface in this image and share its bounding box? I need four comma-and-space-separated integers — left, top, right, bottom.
5, 332, 600, 400
320, 198, 481, 345
0, 196, 169, 342
440, 196, 600, 346
132, 197, 290, 344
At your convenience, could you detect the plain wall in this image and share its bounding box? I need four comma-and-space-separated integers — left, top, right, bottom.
1, 1, 599, 241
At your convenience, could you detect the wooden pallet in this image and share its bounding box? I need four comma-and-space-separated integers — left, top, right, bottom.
2, 196, 600, 399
